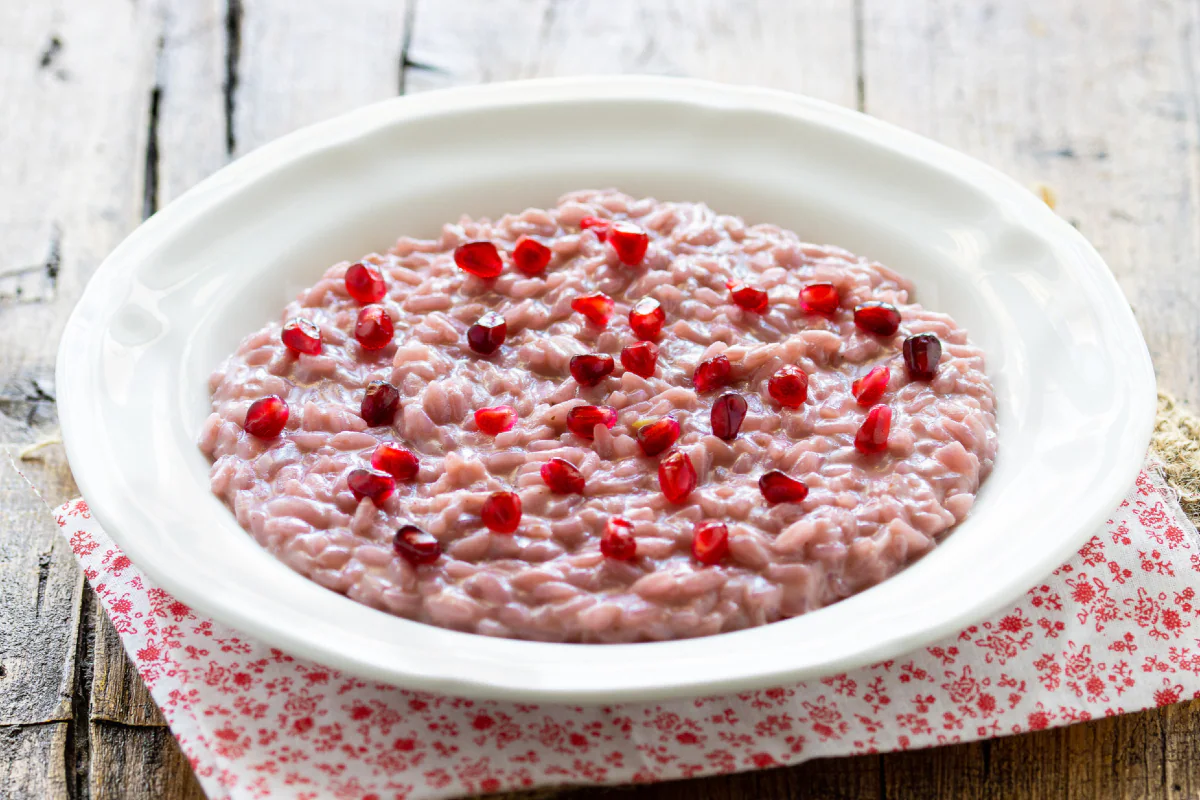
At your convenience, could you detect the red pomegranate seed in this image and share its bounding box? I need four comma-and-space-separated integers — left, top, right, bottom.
393, 524, 441, 565
580, 216, 610, 241
855, 405, 892, 454
244, 396, 288, 438
854, 301, 901, 336
758, 471, 809, 504
475, 405, 517, 435
565, 405, 617, 439
361, 380, 400, 427
636, 417, 681, 457
540, 458, 585, 494
355, 305, 394, 350
467, 311, 507, 355
727, 281, 769, 313
799, 283, 840, 315
629, 298, 666, 340
692, 521, 730, 566
570, 354, 615, 387
371, 442, 419, 481
347, 468, 396, 504
454, 241, 503, 279
767, 365, 809, 408
600, 517, 637, 560
608, 221, 649, 265
512, 237, 552, 276
345, 262, 386, 304
620, 341, 659, 378
693, 354, 731, 393
281, 317, 322, 356
903, 333, 942, 380
658, 450, 697, 504
852, 366, 890, 407
711, 393, 748, 440
481, 491, 522, 534
571, 292, 614, 326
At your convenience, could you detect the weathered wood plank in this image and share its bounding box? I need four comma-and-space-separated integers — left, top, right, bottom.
0, 723, 71, 799
88, 721, 206, 800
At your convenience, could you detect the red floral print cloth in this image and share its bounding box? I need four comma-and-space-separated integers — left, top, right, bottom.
53, 463, 1200, 800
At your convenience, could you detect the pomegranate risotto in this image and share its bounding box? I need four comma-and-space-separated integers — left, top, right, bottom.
199, 190, 998, 642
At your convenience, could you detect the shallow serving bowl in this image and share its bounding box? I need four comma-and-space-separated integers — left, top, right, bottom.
57, 77, 1155, 703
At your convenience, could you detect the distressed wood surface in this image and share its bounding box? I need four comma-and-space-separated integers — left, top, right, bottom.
1, 0, 1198, 797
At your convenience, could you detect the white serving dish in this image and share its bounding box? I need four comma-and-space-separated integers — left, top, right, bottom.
57, 77, 1155, 703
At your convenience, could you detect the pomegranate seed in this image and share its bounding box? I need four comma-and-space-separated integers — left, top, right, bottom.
727, 281, 769, 313
711, 393, 748, 440
281, 317, 322, 355
481, 491, 522, 534
758, 471, 809, 504
467, 311, 507, 355
608, 221, 649, 265
903, 333, 942, 380
361, 380, 400, 427
636, 417, 681, 457
565, 405, 617, 439
355, 305, 394, 350
393, 524, 441, 565
475, 405, 517, 435
658, 450, 697, 504
347, 468, 396, 504
345, 262, 386, 304
512, 237, 552, 276
571, 292, 614, 326
244, 396, 288, 438
692, 521, 730, 566
799, 283, 840, 315
767, 365, 809, 408
580, 216, 610, 241
854, 301, 901, 336
454, 241, 503, 279
600, 517, 637, 560
541, 458, 585, 494
570, 354, 615, 387
852, 366, 890, 407
629, 298, 666, 340
371, 442, 419, 481
693, 354, 731, 393
855, 405, 892, 454
620, 341, 659, 378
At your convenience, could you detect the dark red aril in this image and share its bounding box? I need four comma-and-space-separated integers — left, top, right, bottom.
454, 241, 504, 279
852, 366, 890, 407
854, 301, 901, 336
579, 216, 610, 241
608, 221, 649, 265
693, 354, 731, 393
281, 317, 322, 356
855, 405, 892, 455
711, 393, 748, 440
767, 365, 809, 408
393, 525, 441, 565
629, 298, 666, 340
347, 468, 396, 504
345, 262, 386, 304
371, 442, 419, 481
540, 458, 585, 494
658, 450, 697, 504
799, 283, 840, 315
475, 405, 517, 436
467, 311, 507, 355
361, 380, 401, 427
692, 521, 730, 566
727, 281, 769, 314
600, 517, 637, 560
571, 292, 615, 326
565, 405, 617, 439
244, 396, 289, 439
636, 417, 681, 457
903, 333, 942, 381
355, 305, 394, 350
481, 491, 522, 534
758, 471, 808, 504
570, 354, 615, 388
512, 237, 552, 276
620, 341, 659, 378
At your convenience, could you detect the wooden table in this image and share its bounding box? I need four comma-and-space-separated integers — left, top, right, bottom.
3, 1, 1199, 797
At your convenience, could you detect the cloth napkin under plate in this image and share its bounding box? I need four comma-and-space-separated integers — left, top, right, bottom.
48, 460, 1200, 800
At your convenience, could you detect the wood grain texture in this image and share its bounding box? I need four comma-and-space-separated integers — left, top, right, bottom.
87, 722, 206, 800
0, 723, 71, 799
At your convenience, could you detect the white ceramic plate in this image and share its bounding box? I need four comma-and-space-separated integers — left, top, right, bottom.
58, 77, 1155, 703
